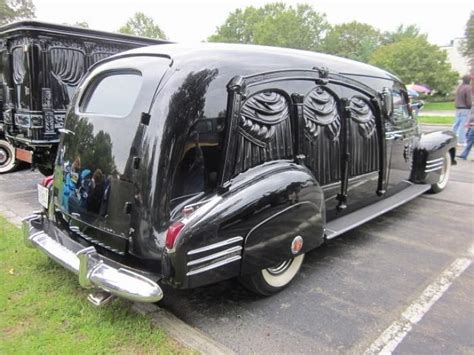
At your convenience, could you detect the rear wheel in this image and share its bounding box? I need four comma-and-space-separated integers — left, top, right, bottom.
239, 254, 305, 296
429, 152, 451, 193
0, 139, 18, 174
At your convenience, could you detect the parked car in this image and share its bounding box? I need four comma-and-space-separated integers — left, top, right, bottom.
22, 43, 456, 305
0, 21, 168, 174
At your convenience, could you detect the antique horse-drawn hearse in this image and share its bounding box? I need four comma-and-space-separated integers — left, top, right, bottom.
0, 21, 167, 174
22, 43, 456, 305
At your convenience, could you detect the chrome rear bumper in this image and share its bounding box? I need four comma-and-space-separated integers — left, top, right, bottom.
22, 215, 163, 303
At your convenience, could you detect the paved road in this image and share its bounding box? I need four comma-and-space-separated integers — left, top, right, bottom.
1, 128, 473, 354
158, 159, 473, 353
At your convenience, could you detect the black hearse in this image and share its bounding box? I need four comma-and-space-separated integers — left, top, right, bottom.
0, 21, 167, 174
23, 43, 456, 305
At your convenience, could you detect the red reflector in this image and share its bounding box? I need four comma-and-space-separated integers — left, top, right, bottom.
42, 175, 54, 188
165, 222, 185, 250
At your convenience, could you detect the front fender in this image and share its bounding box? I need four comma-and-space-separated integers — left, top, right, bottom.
164, 160, 325, 288
410, 130, 457, 184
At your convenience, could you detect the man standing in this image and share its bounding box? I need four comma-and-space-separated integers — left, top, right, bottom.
452, 75, 472, 145
457, 108, 474, 160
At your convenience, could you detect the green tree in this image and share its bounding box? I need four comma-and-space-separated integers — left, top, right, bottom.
0, 0, 35, 25
461, 11, 473, 71
118, 12, 166, 39
382, 24, 427, 45
370, 37, 458, 94
208, 3, 329, 51
322, 21, 381, 62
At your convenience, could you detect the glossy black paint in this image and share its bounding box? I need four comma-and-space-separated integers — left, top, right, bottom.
0, 21, 168, 170
410, 130, 457, 184
32, 43, 455, 292
164, 161, 325, 288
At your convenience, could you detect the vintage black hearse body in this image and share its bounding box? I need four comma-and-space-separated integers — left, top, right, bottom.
22, 43, 456, 304
0, 21, 167, 174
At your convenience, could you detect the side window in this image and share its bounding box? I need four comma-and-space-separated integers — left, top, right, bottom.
170, 126, 211, 208
391, 91, 411, 122
80, 73, 142, 117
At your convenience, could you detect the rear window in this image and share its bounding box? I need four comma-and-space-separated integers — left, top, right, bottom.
81, 72, 142, 117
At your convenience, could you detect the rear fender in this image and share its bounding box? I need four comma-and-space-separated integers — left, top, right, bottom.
241, 198, 323, 275
222, 161, 325, 276
410, 130, 457, 185
165, 160, 325, 288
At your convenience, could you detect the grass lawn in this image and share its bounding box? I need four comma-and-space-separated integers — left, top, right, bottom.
417, 116, 453, 125
423, 102, 455, 111
0, 217, 187, 354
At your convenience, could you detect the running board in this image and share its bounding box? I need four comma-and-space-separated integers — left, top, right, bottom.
325, 183, 431, 240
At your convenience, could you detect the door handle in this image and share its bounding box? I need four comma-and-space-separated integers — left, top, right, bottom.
386, 133, 403, 141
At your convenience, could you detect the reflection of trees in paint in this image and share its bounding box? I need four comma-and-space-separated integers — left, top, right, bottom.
62, 115, 117, 176
146, 68, 220, 225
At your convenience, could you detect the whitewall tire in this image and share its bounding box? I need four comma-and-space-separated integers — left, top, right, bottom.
239, 254, 305, 296
0, 139, 18, 174
430, 152, 451, 193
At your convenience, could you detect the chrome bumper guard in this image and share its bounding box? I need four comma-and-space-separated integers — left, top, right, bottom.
22, 215, 163, 303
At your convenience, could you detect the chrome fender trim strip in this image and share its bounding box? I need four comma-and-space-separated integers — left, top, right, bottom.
187, 246, 243, 266
426, 157, 444, 164
187, 236, 243, 255
425, 166, 443, 173
186, 255, 242, 276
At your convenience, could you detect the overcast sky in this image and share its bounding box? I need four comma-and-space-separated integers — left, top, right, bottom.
33, 0, 472, 46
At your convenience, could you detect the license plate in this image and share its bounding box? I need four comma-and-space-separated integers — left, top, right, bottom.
37, 184, 49, 208
15, 148, 33, 163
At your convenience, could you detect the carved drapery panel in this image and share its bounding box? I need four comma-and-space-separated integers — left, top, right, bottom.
12, 47, 26, 85
303, 86, 340, 140
348, 97, 379, 176
302, 86, 341, 185
50, 48, 85, 86
90, 52, 114, 65
231, 91, 293, 176
89, 44, 131, 64
49, 47, 86, 109
349, 97, 376, 138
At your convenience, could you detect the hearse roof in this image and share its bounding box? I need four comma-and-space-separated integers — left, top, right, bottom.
117, 43, 400, 82
0, 20, 170, 46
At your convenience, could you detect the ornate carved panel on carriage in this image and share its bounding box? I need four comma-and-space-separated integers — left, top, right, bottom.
348, 96, 379, 176
231, 91, 293, 176
302, 86, 341, 185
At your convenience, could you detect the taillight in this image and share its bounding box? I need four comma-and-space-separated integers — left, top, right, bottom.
165, 222, 185, 250
42, 175, 54, 188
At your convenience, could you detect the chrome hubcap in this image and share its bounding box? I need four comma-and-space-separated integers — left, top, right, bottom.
266, 259, 292, 275
0, 147, 9, 165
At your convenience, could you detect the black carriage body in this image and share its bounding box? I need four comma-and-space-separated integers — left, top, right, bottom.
0, 21, 167, 169
28, 43, 456, 296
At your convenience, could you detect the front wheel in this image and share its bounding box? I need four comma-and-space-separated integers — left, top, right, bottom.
430, 152, 451, 193
239, 254, 305, 296
0, 139, 18, 174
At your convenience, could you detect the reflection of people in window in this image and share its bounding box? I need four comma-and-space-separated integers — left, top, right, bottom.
87, 169, 105, 214
61, 156, 81, 211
